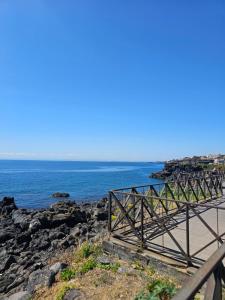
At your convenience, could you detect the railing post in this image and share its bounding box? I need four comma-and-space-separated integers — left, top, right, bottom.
108, 191, 112, 233
186, 204, 192, 267
131, 187, 136, 226
141, 196, 144, 248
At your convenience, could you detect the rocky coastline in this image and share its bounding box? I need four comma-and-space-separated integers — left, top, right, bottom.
150, 161, 204, 180
150, 154, 225, 180
0, 196, 108, 299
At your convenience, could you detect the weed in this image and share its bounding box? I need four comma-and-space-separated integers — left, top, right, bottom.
111, 215, 117, 221
60, 268, 76, 281
56, 284, 76, 300
147, 278, 177, 299
74, 242, 102, 262
79, 257, 97, 274
146, 266, 156, 277
131, 260, 145, 271
97, 262, 121, 272
134, 278, 177, 300
93, 272, 113, 287
78, 242, 92, 259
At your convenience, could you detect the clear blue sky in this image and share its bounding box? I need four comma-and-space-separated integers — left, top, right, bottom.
0, 1, 224, 161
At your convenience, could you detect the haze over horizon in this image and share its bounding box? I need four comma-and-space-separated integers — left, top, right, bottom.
0, 1, 224, 161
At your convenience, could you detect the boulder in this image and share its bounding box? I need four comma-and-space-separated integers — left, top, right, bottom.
49, 231, 65, 241
27, 269, 55, 293
96, 197, 108, 209
6, 291, 31, 300
0, 255, 17, 273
0, 276, 14, 294
49, 262, 68, 275
94, 208, 108, 221
31, 239, 50, 252
28, 219, 42, 233
47, 210, 87, 227
16, 232, 31, 245
12, 210, 31, 231
0, 248, 7, 258
6, 276, 25, 292
0, 230, 14, 244
52, 192, 70, 198
0, 197, 17, 216
70, 227, 81, 237
63, 289, 85, 300
96, 255, 112, 265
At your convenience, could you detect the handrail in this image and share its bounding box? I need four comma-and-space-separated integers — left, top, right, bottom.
172, 243, 225, 300
111, 171, 225, 192
110, 191, 225, 210
109, 173, 225, 267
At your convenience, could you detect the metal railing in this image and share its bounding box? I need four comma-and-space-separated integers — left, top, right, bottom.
108, 172, 225, 266
172, 242, 225, 300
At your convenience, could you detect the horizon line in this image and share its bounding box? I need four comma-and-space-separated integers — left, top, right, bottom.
0, 158, 165, 163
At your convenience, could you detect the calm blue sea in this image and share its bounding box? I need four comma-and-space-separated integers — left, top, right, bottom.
0, 160, 164, 208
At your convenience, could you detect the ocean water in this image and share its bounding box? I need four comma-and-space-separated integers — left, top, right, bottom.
0, 160, 163, 208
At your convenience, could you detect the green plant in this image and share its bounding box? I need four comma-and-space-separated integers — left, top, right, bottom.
97, 262, 121, 272
60, 257, 97, 280
131, 260, 145, 271
74, 242, 102, 262
79, 257, 97, 274
134, 278, 177, 300
56, 285, 72, 300
80, 242, 93, 258
146, 266, 156, 276
60, 268, 76, 281
134, 291, 149, 300
112, 214, 117, 221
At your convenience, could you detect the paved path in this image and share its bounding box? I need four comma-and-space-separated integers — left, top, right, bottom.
151, 195, 225, 262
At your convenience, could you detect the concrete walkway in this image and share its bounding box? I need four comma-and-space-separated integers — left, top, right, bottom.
150, 197, 225, 262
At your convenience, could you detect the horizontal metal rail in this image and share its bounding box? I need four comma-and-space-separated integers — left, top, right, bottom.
172, 243, 225, 300
108, 173, 225, 266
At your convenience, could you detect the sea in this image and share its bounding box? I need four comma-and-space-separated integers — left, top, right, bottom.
0, 160, 164, 208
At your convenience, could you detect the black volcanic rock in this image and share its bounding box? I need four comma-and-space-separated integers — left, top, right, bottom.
27, 269, 55, 293
0, 197, 17, 216
0, 196, 108, 298
52, 192, 70, 198
150, 158, 206, 180
12, 210, 32, 231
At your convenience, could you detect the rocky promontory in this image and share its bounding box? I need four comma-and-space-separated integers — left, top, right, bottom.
0, 196, 108, 299
150, 154, 225, 180
151, 160, 204, 180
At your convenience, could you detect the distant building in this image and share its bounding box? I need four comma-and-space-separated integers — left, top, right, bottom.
214, 158, 225, 165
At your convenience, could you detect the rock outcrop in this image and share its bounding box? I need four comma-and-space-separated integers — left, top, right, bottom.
151, 159, 206, 180
52, 192, 70, 198
0, 197, 108, 299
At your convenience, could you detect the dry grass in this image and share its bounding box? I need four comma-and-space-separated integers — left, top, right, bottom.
33, 241, 179, 300
34, 267, 147, 300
